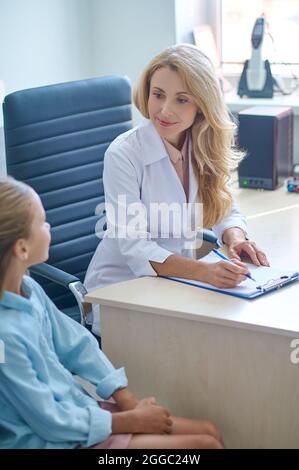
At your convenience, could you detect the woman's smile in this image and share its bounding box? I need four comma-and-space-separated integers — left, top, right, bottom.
156, 117, 178, 128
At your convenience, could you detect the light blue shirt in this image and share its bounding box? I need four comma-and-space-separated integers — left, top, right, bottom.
0, 276, 128, 449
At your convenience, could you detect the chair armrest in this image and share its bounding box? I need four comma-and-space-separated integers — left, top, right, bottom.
200, 229, 219, 247
29, 263, 91, 325
195, 229, 219, 259
30, 263, 80, 287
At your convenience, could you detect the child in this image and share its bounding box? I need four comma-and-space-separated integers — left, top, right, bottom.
0, 177, 223, 449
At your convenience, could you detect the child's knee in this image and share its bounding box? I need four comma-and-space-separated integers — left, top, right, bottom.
205, 435, 224, 449
201, 420, 223, 442
193, 434, 224, 449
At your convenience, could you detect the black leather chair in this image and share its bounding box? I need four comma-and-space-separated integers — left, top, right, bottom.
3, 76, 132, 325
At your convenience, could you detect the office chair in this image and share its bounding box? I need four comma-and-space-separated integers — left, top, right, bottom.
3, 76, 132, 325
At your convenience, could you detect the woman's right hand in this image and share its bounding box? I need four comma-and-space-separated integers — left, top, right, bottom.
200, 260, 249, 288
134, 397, 173, 434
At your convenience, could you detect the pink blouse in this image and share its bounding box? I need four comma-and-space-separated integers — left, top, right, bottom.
162, 133, 189, 200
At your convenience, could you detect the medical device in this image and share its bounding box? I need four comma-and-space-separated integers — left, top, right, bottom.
238, 16, 274, 98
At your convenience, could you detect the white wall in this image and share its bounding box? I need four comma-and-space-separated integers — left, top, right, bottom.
0, 0, 92, 96
0, 0, 93, 175
175, 0, 207, 44
90, 0, 175, 84
90, 0, 176, 123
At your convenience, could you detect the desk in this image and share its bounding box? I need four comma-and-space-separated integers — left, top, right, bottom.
86, 189, 299, 448
225, 91, 299, 116
231, 182, 299, 217
225, 91, 299, 164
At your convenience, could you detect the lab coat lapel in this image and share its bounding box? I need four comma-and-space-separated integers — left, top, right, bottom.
140, 120, 168, 165
140, 120, 199, 205
141, 120, 188, 204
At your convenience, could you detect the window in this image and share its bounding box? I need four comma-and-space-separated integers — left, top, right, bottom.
221, 0, 299, 75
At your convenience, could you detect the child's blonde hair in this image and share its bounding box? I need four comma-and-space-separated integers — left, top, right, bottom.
134, 44, 244, 228
0, 177, 34, 298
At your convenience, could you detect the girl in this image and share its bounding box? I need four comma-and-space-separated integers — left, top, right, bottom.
85, 44, 269, 336
0, 177, 223, 449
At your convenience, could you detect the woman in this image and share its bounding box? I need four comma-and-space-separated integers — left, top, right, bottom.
85, 44, 269, 335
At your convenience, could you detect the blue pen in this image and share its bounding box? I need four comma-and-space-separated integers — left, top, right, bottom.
212, 248, 256, 282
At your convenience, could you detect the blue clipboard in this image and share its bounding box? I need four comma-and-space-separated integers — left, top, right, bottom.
162, 271, 299, 300
161, 252, 299, 299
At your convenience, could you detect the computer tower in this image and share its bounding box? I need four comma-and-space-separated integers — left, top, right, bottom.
238, 106, 293, 189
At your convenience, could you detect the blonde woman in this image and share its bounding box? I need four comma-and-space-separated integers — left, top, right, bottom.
0, 177, 223, 449
85, 44, 269, 335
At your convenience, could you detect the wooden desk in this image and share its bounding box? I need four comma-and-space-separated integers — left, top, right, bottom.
86, 190, 299, 448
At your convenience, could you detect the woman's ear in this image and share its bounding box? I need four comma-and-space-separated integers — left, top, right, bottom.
12, 239, 29, 261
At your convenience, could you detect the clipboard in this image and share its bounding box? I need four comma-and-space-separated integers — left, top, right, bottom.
162, 252, 299, 300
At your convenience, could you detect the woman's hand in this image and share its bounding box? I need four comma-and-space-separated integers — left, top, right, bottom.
222, 227, 270, 266
226, 240, 270, 267
200, 260, 249, 288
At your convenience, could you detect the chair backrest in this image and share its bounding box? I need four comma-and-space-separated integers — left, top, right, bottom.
3, 76, 132, 309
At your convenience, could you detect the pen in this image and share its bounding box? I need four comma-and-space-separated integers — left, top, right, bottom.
212, 248, 256, 282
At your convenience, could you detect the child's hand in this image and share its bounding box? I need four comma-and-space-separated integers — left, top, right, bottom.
136, 397, 157, 407
112, 387, 139, 411
134, 399, 173, 434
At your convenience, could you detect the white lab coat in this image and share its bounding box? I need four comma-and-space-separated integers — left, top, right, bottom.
85, 119, 247, 334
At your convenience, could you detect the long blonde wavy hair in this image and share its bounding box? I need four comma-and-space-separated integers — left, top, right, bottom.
134, 44, 244, 228
0, 177, 34, 298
